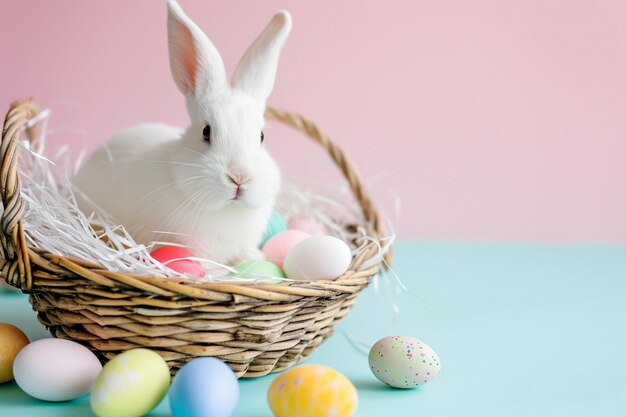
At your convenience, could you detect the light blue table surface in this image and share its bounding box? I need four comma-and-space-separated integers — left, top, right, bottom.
1, 241, 625, 417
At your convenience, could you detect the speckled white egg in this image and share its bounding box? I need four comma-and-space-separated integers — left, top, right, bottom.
368, 336, 441, 389
283, 235, 352, 281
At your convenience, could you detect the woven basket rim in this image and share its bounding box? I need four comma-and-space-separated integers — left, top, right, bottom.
1, 98, 392, 293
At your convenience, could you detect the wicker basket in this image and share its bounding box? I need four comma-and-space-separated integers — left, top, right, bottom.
0, 98, 391, 377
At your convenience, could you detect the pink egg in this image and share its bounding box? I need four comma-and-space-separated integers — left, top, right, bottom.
288, 217, 328, 236
262, 230, 311, 269
150, 246, 205, 278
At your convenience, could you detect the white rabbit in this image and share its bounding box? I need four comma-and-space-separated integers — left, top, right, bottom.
74, 0, 291, 264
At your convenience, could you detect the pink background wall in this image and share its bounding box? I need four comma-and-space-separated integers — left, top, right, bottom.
2, 1, 625, 243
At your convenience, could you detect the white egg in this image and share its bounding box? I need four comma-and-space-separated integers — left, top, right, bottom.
283, 235, 352, 280
13, 338, 102, 401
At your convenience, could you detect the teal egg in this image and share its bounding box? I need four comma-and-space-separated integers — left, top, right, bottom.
259, 211, 287, 247
229, 260, 285, 281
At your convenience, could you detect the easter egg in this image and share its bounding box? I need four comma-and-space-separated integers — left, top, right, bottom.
288, 217, 327, 236
262, 230, 311, 268
169, 357, 239, 417
91, 348, 170, 417
283, 236, 352, 281
229, 260, 285, 281
260, 211, 287, 247
13, 338, 102, 401
150, 246, 204, 278
368, 336, 441, 388
267, 364, 357, 417
0, 279, 18, 291
0, 323, 29, 383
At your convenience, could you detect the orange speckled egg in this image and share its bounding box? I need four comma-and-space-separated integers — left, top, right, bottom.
0, 323, 29, 383
267, 365, 358, 417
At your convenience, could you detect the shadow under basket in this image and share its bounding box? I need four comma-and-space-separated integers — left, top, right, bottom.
0, 98, 392, 377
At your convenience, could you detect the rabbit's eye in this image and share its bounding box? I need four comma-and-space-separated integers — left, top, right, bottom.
202, 125, 211, 143
260, 130, 265, 144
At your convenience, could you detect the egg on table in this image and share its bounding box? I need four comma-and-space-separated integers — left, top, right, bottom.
169, 357, 239, 417
90, 348, 170, 417
267, 364, 358, 417
13, 338, 102, 401
368, 336, 441, 388
0, 279, 18, 291
0, 323, 29, 383
262, 230, 311, 269
283, 235, 352, 281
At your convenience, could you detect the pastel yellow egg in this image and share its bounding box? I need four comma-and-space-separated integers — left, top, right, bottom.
90, 349, 170, 417
0, 323, 29, 383
267, 365, 358, 417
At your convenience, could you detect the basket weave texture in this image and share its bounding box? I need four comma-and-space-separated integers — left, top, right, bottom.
0, 98, 391, 377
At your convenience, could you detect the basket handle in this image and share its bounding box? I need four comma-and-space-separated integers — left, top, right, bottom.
265, 108, 392, 265
1, 98, 38, 289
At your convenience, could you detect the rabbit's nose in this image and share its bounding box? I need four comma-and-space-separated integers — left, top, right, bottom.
227, 172, 250, 186
227, 163, 251, 185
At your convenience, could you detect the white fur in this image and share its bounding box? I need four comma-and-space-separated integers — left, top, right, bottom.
74, 0, 291, 264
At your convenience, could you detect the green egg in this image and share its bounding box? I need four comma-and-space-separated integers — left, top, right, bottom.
90, 348, 170, 417
259, 211, 287, 247
229, 260, 286, 281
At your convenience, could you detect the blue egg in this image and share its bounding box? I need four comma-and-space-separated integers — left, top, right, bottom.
259, 211, 287, 247
169, 358, 239, 417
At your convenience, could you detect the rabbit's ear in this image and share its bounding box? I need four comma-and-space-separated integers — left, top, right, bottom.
167, 0, 227, 97
232, 11, 292, 106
